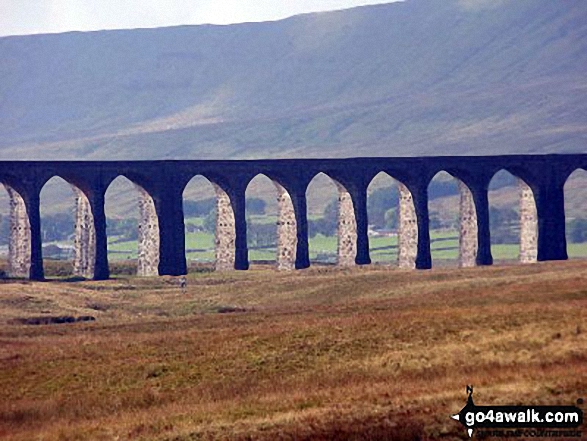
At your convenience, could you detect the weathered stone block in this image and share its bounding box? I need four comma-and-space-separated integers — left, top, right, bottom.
335, 182, 357, 267
519, 179, 538, 264
72, 185, 96, 279
458, 180, 478, 268
398, 183, 418, 269
6, 185, 31, 278
275, 182, 297, 271
213, 184, 236, 271
136, 185, 160, 276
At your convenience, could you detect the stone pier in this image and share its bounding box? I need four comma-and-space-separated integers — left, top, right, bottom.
335, 182, 357, 267
136, 185, 160, 276
458, 180, 478, 268
519, 179, 538, 263
0, 155, 581, 279
398, 183, 418, 269
275, 182, 297, 270
6, 185, 31, 278
72, 186, 96, 278
213, 183, 236, 271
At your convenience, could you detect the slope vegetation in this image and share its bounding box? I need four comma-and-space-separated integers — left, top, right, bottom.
0, 0, 586, 159
0, 262, 585, 440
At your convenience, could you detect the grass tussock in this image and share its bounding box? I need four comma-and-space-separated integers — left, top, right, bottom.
0, 261, 586, 440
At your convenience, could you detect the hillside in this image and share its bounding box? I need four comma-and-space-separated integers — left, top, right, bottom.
0, 0, 586, 160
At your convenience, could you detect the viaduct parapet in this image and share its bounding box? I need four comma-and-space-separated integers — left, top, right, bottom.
0, 155, 582, 280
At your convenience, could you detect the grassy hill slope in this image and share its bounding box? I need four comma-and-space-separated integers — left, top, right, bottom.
0, 0, 586, 159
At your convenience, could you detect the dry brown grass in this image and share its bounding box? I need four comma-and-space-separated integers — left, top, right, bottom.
0, 261, 586, 440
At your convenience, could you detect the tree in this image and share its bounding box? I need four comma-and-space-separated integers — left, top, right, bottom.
0, 215, 9, 246
489, 207, 519, 244
308, 217, 337, 237
306, 199, 339, 238
384, 208, 398, 230
568, 219, 587, 243
246, 198, 266, 216
185, 223, 198, 233
429, 212, 443, 230
367, 186, 399, 229
489, 207, 518, 229
428, 180, 459, 201
248, 222, 277, 248
183, 198, 216, 217
323, 199, 338, 226
106, 218, 138, 241
42, 244, 67, 259
203, 209, 217, 234
41, 213, 74, 242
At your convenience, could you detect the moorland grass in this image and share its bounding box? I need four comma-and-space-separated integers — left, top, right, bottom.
0, 261, 585, 440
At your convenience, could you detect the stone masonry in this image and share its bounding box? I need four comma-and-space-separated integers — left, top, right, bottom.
72, 185, 96, 278
136, 184, 160, 276
6, 185, 31, 278
213, 183, 236, 271
398, 183, 418, 269
275, 182, 297, 270
335, 181, 357, 267
0, 155, 578, 280
458, 180, 478, 268
519, 178, 538, 264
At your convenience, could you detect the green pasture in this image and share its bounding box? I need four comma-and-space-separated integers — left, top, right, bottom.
106, 220, 587, 264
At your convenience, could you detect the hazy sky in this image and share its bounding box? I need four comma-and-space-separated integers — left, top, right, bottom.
0, 0, 401, 37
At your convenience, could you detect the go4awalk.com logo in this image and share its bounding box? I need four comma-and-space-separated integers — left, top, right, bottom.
451, 386, 584, 438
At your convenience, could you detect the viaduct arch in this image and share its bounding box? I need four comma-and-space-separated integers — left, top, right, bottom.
0, 155, 581, 280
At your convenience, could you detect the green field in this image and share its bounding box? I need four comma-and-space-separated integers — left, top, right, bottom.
106, 221, 587, 266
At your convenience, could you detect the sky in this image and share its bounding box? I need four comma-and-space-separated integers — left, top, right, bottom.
0, 0, 401, 37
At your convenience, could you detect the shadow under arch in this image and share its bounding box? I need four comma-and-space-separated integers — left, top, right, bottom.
244, 173, 298, 270
367, 171, 419, 269
105, 175, 160, 277
563, 167, 587, 259
488, 169, 538, 264
306, 172, 357, 267
427, 170, 478, 268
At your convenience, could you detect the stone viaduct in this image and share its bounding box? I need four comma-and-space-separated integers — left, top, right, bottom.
0, 154, 583, 280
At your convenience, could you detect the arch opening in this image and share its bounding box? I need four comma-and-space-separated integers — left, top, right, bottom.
563, 168, 587, 259
105, 176, 160, 276
245, 174, 297, 270
487, 170, 537, 264
71, 185, 96, 278
306, 173, 357, 267
39, 177, 79, 278
182, 175, 220, 270
367, 172, 419, 269
366, 172, 414, 268
245, 175, 278, 267
428, 171, 478, 268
